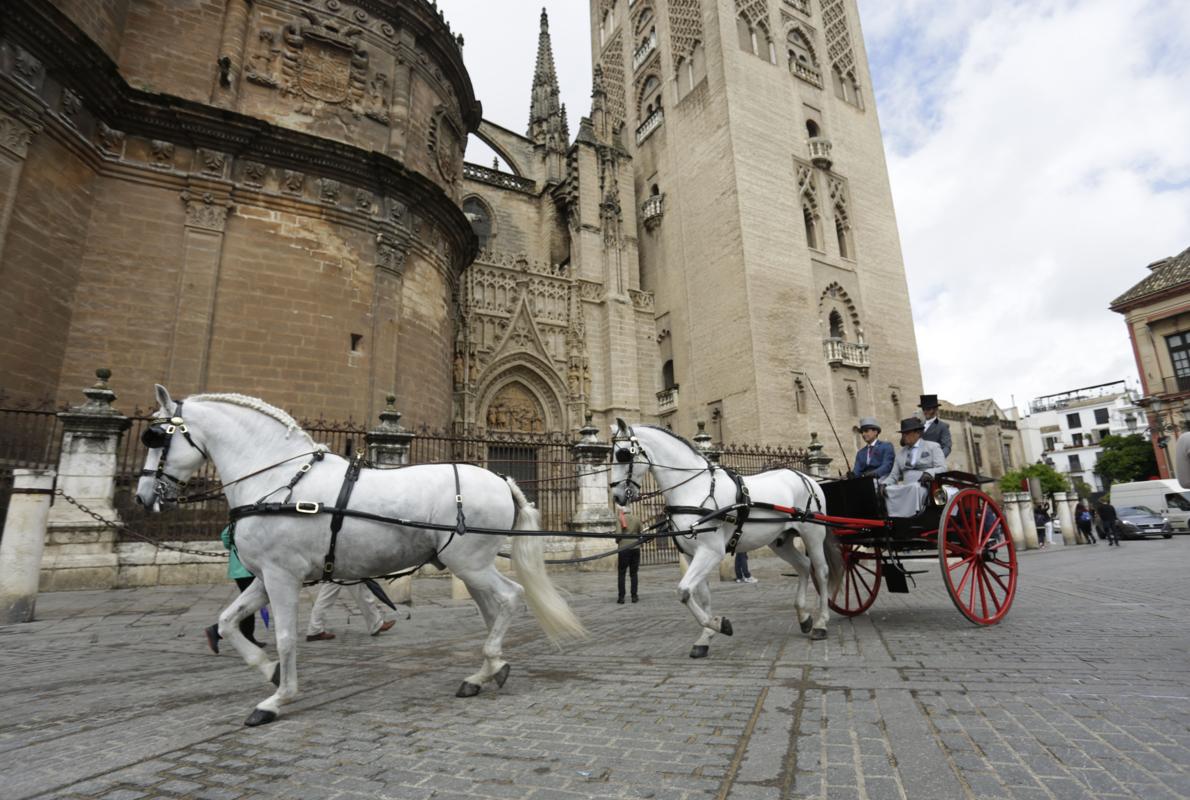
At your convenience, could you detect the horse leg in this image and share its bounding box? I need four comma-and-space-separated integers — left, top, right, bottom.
453, 566, 523, 697
772, 536, 814, 634
243, 571, 301, 726
689, 577, 718, 658
805, 530, 832, 640
218, 579, 273, 665
678, 547, 730, 658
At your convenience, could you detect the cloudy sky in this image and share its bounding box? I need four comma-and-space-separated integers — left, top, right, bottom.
440, 0, 1190, 412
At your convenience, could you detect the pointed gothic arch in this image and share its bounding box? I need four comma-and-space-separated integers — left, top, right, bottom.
475, 354, 567, 434
818, 282, 863, 341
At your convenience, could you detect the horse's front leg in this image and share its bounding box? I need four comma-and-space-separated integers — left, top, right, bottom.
806, 533, 832, 640
218, 578, 272, 665
244, 571, 301, 726
678, 546, 732, 658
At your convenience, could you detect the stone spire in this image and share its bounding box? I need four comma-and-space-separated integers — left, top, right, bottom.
528, 8, 566, 148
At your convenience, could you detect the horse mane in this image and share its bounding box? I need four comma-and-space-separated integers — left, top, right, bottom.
188, 393, 317, 446
637, 425, 711, 464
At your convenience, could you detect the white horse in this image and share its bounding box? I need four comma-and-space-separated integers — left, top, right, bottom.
609, 420, 842, 656
136, 386, 585, 726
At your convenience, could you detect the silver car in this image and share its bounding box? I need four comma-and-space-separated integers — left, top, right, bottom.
1115, 505, 1174, 540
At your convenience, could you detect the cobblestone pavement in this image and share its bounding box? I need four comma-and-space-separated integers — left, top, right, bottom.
2, 539, 1188, 800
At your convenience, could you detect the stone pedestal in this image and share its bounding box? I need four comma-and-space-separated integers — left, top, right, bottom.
1001, 492, 1025, 551
1016, 492, 1040, 550
1054, 492, 1076, 545
806, 433, 832, 479
0, 469, 56, 622
41, 370, 131, 591
567, 417, 615, 571
366, 395, 413, 466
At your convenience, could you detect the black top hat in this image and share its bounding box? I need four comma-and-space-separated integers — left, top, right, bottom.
898, 417, 926, 434
919, 394, 939, 409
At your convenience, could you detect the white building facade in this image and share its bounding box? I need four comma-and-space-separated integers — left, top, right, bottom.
1017, 381, 1144, 492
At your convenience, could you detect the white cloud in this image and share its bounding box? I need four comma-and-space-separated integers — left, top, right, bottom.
861, 0, 1190, 410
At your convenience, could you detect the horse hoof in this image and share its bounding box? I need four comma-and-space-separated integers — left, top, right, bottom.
799, 617, 813, 634
270, 664, 280, 687
494, 663, 512, 688
720, 618, 734, 637
244, 708, 277, 727
810, 628, 828, 641
689, 645, 709, 659
456, 681, 481, 698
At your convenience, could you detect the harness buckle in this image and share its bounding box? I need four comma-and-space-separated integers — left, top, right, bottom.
295, 501, 321, 514
324, 560, 334, 574
725, 513, 737, 524
299, 463, 312, 473
456, 494, 463, 505
164, 424, 177, 434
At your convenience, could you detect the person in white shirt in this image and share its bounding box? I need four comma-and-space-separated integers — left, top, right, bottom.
918, 394, 952, 457
880, 417, 947, 517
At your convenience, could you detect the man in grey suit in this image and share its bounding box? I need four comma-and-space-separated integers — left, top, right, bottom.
919, 394, 952, 457
880, 417, 948, 517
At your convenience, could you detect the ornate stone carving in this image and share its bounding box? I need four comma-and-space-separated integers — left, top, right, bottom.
0, 111, 37, 158
667, 0, 705, 70
486, 382, 545, 433
197, 148, 228, 176
150, 140, 175, 168
278, 11, 369, 112
376, 231, 406, 273
180, 190, 232, 232
241, 160, 267, 187
354, 188, 373, 211
598, 31, 626, 130
629, 289, 655, 312
60, 88, 82, 127
246, 29, 281, 87
364, 72, 391, 124
96, 121, 125, 155
386, 196, 407, 224
428, 107, 462, 185
317, 177, 341, 204
822, 0, 857, 78
11, 46, 44, 91
282, 170, 305, 194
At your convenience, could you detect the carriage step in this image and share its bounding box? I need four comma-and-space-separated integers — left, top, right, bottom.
883, 563, 914, 594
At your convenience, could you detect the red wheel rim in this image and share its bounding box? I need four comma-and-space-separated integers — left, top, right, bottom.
939, 489, 1017, 625
829, 544, 882, 617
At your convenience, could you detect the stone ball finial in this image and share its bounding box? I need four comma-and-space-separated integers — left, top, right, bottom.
696, 420, 706, 432
95, 368, 112, 384
385, 393, 396, 408
585, 412, 594, 424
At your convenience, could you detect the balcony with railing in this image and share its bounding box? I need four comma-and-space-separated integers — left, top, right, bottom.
791, 58, 822, 88
823, 338, 869, 370
636, 108, 664, 145
641, 193, 665, 230
808, 136, 832, 170
633, 29, 657, 71
463, 163, 535, 194
657, 385, 679, 413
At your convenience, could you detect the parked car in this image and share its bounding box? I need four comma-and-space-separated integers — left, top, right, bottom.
1113, 505, 1174, 539
1109, 480, 1190, 532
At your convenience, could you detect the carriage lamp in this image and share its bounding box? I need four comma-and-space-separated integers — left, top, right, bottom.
931, 486, 948, 507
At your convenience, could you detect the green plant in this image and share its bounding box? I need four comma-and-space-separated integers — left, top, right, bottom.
1094, 434, 1159, 488
999, 462, 1070, 496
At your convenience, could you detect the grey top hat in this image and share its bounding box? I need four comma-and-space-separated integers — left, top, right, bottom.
898, 417, 925, 434
858, 417, 881, 432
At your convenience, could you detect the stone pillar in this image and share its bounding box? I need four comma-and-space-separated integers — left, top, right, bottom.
568, 416, 615, 571
41, 370, 131, 590
1001, 491, 1025, 551
0, 469, 56, 622
0, 103, 43, 264
1067, 495, 1082, 543
365, 396, 415, 602
1016, 492, 1040, 550
212, 0, 253, 108
1054, 491, 1076, 546
807, 432, 832, 479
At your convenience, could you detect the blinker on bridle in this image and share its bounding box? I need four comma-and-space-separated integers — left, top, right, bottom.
139, 399, 209, 500
609, 431, 643, 497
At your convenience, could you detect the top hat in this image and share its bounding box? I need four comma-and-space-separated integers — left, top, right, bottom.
919, 394, 940, 409
858, 417, 881, 432
898, 417, 926, 434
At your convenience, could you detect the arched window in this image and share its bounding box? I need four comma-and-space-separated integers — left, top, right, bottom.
794, 379, 807, 414
803, 205, 819, 250
662, 359, 676, 390
828, 309, 845, 339
806, 119, 820, 138
787, 29, 814, 67
463, 197, 493, 249
836, 217, 849, 259
650, 184, 660, 196
634, 7, 654, 35
639, 75, 662, 118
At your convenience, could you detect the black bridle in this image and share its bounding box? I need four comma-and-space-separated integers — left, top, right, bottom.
139, 400, 209, 503
609, 428, 646, 501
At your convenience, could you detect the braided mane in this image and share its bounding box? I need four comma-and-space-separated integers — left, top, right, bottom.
189, 393, 316, 445
638, 425, 711, 465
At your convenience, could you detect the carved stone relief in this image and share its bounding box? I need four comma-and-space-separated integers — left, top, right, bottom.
241, 160, 267, 187
150, 140, 175, 168
485, 382, 545, 433
197, 149, 228, 177
282, 170, 305, 194
180, 191, 233, 232
0, 110, 38, 159
60, 89, 82, 127
317, 177, 341, 204
11, 45, 44, 91
96, 121, 125, 155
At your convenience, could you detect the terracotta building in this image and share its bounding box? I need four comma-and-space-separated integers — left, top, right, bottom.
1111, 246, 1190, 477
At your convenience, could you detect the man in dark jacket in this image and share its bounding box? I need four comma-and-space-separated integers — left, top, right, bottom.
615, 506, 643, 603
1097, 499, 1121, 546
853, 417, 895, 479
919, 394, 952, 457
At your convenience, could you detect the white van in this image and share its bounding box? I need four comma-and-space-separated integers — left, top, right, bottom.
1109, 480, 1190, 532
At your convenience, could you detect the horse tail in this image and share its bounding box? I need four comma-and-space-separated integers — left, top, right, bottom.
505, 478, 587, 643
824, 529, 844, 598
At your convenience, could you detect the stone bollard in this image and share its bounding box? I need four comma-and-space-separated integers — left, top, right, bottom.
0, 470, 56, 623
1016, 492, 1040, 550
1054, 491, 1076, 546
567, 415, 615, 571
41, 369, 131, 590
366, 395, 414, 603
1067, 495, 1083, 543
1001, 491, 1025, 551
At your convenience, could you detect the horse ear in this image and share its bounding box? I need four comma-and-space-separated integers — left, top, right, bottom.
1176, 434, 1190, 490
155, 384, 174, 414
615, 417, 628, 434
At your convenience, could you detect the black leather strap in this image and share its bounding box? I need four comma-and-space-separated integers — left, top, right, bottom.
724, 468, 751, 555
323, 455, 363, 580
452, 463, 466, 536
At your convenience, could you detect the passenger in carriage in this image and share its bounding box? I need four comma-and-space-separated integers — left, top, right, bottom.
852, 417, 895, 479
879, 417, 948, 517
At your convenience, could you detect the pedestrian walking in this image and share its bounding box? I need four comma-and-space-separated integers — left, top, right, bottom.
734, 551, 757, 583
1097, 499, 1121, 547
306, 582, 396, 641
615, 506, 642, 604
1033, 505, 1051, 549
1075, 501, 1096, 544
205, 525, 265, 654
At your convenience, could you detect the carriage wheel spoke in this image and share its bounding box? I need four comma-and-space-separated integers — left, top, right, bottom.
985, 565, 1011, 597
946, 552, 978, 572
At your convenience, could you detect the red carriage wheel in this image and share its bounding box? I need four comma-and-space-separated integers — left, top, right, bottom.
938, 488, 1017, 625
829, 544, 882, 617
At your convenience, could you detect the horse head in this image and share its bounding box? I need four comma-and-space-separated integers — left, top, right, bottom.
135, 384, 210, 511
609, 417, 646, 506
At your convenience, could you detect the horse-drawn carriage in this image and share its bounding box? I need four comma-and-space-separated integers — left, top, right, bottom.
818, 473, 1018, 625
